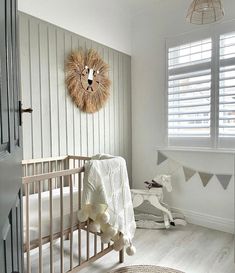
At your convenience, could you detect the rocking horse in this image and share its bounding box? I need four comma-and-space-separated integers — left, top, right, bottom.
131, 175, 186, 229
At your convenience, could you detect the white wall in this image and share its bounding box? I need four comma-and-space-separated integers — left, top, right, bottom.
131, 0, 235, 233
18, 0, 132, 54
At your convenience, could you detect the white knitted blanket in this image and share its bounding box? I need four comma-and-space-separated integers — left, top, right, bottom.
78, 154, 136, 254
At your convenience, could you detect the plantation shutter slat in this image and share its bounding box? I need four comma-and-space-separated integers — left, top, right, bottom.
168, 38, 212, 139
168, 111, 209, 115
169, 95, 211, 102
219, 32, 235, 138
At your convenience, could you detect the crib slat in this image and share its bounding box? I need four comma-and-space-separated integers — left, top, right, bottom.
25, 183, 31, 273
73, 159, 75, 188
38, 181, 42, 273
94, 233, 97, 256
33, 163, 35, 193
69, 175, 74, 270
78, 172, 82, 210
78, 171, 82, 265
87, 219, 90, 261
64, 157, 70, 187
55, 160, 58, 188
23, 164, 26, 177
60, 175, 64, 273
78, 223, 81, 266
49, 162, 54, 273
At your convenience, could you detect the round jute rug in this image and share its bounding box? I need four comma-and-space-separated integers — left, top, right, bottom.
109, 265, 185, 273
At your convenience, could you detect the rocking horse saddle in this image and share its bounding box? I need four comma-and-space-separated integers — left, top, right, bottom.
144, 180, 163, 189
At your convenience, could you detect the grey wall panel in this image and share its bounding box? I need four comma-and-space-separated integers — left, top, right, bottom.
19, 12, 132, 175
19, 16, 33, 157
48, 25, 59, 157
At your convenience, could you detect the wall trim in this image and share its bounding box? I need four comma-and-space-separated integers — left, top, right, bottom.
173, 207, 234, 234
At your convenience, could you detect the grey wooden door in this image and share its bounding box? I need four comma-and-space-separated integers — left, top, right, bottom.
0, 0, 23, 272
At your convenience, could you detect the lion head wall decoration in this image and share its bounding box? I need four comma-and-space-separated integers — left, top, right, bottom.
65, 49, 111, 113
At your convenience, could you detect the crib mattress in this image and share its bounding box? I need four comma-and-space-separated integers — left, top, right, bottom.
23, 187, 81, 243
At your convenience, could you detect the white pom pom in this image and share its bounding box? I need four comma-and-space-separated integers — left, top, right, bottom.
113, 239, 124, 252
89, 221, 100, 233
77, 210, 88, 222
96, 212, 110, 224
119, 235, 129, 246
105, 226, 117, 238
101, 233, 111, 244
126, 245, 136, 256
112, 233, 119, 242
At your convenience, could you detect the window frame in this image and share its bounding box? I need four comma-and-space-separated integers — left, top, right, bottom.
165, 22, 235, 150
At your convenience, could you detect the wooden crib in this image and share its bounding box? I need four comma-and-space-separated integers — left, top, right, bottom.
22, 155, 124, 273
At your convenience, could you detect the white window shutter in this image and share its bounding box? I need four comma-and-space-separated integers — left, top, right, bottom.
168, 39, 212, 145
219, 32, 235, 141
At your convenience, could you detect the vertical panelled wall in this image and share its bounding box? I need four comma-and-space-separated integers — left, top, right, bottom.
19, 13, 132, 172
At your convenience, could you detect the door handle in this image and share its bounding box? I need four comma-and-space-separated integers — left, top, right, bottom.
19, 101, 33, 126
21, 108, 33, 113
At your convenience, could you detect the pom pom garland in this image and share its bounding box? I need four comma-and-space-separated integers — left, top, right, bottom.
120, 235, 129, 246
77, 210, 89, 222
105, 226, 117, 238
77, 207, 136, 255
89, 221, 100, 233
100, 233, 111, 244
112, 234, 129, 252
112, 233, 119, 242
96, 212, 110, 224
113, 239, 124, 252
126, 244, 136, 256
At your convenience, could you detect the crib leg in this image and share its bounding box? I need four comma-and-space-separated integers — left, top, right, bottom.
119, 249, 124, 263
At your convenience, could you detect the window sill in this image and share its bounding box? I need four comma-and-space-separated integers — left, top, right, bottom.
156, 146, 235, 154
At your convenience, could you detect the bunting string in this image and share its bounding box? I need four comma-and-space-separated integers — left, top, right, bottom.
156, 151, 233, 190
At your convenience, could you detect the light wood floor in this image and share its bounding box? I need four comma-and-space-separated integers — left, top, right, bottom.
27, 224, 234, 273
79, 224, 234, 273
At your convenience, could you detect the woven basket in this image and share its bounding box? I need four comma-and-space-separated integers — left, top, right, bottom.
109, 265, 184, 273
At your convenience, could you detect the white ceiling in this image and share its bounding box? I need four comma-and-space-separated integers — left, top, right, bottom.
18, 0, 162, 54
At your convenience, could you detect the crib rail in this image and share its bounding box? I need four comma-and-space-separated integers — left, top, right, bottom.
22, 156, 90, 194
22, 155, 118, 273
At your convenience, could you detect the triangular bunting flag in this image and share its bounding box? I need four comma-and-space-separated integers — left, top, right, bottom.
183, 166, 196, 182
157, 151, 168, 165
198, 172, 213, 187
216, 174, 232, 190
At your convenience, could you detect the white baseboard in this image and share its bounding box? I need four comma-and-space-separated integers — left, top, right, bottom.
172, 207, 234, 234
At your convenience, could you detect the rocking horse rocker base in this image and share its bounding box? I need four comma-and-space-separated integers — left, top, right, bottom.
134, 209, 187, 230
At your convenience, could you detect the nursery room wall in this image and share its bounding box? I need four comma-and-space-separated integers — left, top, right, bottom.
18, 0, 133, 54
131, 0, 235, 233
18, 8, 132, 172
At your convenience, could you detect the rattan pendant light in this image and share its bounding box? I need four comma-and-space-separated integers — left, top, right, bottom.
186, 0, 224, 25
